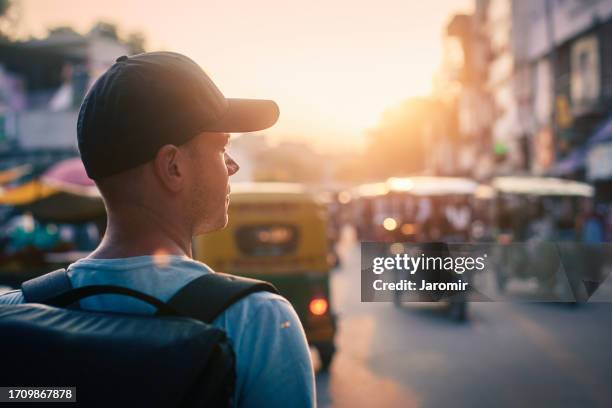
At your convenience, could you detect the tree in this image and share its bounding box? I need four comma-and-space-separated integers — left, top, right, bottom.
48, 26, 81, 37
89, 21, 147, 53
125, 31, 146, 54
0, 0, 12, 41
0, 0, 9, 16
89, 21, 119, 41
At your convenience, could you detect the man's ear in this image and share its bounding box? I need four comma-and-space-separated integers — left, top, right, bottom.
153, 144, 185, 192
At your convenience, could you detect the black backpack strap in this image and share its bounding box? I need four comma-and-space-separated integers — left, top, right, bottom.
22, 272, 180, 316
21, 268, 73, 304
44, 285, 179, 316
166, 272, 279, 324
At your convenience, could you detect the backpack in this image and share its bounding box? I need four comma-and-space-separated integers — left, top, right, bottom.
0, 269, 278, 407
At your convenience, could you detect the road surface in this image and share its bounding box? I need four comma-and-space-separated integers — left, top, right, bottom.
316, 228, 612, 408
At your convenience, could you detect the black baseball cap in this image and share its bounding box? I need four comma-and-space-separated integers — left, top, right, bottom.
77, 51, 279, 179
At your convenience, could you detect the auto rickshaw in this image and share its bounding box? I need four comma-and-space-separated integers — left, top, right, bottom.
490, 176, 596, 299
314, 187, 351, 268
353, 177, 479, 320
193, 182, 337, 370
384, 177, 480, 320
353, 177, 481, 244
350, 182, 389, 241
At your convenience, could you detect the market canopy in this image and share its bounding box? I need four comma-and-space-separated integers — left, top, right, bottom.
550, 148, 586, 177
0, 158, 104, 222
586, 114, 612, 181
41, 157, 99, 198
586, 114, 612, 146
0, 164, 32, 186
0, 180, 57, 206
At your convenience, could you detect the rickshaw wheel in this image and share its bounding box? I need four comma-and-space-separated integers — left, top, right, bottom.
317, 343, 335, 372
496, 274, 507, 293
448, 301, 468, 322
393, 290, 403, 307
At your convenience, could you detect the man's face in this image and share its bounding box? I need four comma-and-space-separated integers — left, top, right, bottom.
183, 132, 239, 235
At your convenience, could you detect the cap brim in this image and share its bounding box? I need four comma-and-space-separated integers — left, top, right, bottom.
205, 98, 279, 133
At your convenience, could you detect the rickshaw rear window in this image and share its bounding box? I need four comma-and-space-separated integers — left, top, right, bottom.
235, 224, 299, 256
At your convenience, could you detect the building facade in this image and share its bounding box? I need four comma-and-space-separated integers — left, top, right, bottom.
0, 28, 128, 177
440, 0, 612, 194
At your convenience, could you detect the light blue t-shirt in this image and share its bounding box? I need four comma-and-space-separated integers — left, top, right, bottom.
0, 255, 315, 408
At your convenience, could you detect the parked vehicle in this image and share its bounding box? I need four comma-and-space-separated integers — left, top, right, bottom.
490, 176, 596, 300
353, 177, 480, 320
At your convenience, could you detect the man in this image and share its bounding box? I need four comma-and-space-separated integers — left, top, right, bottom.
0, 52, 315, 407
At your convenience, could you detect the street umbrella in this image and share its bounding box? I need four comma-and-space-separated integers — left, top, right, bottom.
0, 164, 32, 186
0, 180, 57, 206
25, 158, 105, 223
41, 158, 100, 198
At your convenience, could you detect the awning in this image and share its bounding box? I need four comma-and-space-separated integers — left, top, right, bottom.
550, 148, 586, 177
0, 180, 58, 206
587, 114, 612, 146
587, 142, 612, 181
586, 114, 612, 181
0, 158, 104, 221
0, 164, 32, 186
26, 192, 105, 223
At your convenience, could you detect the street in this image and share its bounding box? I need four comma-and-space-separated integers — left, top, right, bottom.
316, 228, 612, 408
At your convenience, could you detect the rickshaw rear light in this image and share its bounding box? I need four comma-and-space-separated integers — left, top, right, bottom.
309, 298, 328, 316
400, 223, 416, 235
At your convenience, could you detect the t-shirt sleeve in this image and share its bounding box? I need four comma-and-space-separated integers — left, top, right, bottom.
234, 296, 315, 408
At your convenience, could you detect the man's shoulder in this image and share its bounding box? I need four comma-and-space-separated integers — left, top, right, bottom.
236, 289, 287, 306
218, 284, 314, 407
220, 289, 293, 325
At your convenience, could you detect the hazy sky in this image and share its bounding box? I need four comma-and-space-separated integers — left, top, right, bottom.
16, 0, 472, 151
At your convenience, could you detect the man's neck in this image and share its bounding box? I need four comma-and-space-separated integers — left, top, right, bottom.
87, 205, 193, 260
